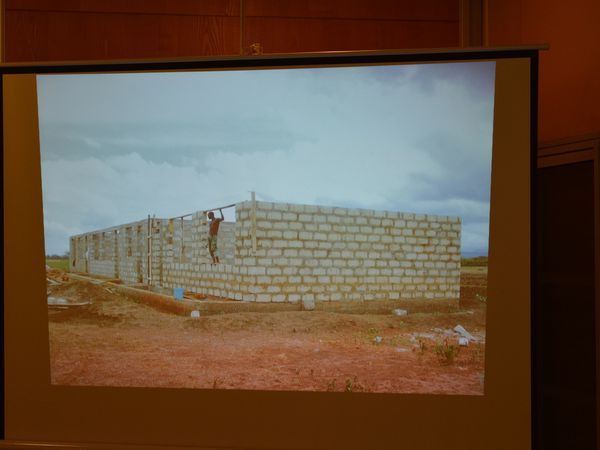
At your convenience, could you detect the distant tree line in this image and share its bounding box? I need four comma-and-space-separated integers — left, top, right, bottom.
46, 252, 69, 259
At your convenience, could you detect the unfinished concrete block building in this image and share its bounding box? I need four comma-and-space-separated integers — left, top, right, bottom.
70, 200, 461, 303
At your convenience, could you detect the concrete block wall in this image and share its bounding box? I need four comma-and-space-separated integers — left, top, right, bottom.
71, 219, 149, 283
70, 200, 461, 303
161, 212, 236, 290
118, 222, 147, 283
229, 201, 461, 303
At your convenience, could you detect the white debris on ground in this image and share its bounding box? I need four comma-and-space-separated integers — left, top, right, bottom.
302, 297, 315, 311
458, 337, 469, 346
409, 326, 486, 347
190, 310, 201, 318
47, 297, 68, 305
392, 308, 407, 316
454, 325, 476, 341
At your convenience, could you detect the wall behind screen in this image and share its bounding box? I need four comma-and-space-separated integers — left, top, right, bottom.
2, 0, 460, 61
487, 0, 600, 143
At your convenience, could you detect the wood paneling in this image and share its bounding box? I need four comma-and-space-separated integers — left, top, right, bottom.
244, 17, 458, 54
244, 0, 458, 21
535, 160, 598, 450
5, 0, 238, 17
243, 0, 459, 53
487, 0, 600, 143
4, 0, 240, 61
3, 0, 462, 61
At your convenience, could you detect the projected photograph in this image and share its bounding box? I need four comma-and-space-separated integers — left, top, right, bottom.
40, 61, 494, 394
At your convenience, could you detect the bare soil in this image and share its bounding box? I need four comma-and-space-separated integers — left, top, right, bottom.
47, 268, 487, 394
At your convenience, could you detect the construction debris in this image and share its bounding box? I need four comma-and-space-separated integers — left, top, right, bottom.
48, 296, 68, 305
48, 296, 92, 308
190, 310, 201, 318
454, 325, 476, 342
302, 297, 315, 311
392, 308, 408, 316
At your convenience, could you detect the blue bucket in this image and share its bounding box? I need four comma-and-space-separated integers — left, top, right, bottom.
173, 287, 184, 300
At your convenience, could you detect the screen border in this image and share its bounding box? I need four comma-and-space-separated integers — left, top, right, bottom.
1, 46, 539, 450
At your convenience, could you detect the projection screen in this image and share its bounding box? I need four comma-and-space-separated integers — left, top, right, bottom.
2, 48, 537, 450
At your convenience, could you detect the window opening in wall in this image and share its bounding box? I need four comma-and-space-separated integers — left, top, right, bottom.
102, 231, 111, 260
93, 234, 99, 259
126, 227, 133, 257
167, 219, 174, 245
170, 214, 193, 263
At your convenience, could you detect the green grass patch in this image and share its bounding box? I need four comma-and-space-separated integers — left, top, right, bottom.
46, 259, 69, 271
461, 256, 488, 267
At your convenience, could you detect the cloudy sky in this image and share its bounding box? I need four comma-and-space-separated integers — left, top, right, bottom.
37, 61, 495, 256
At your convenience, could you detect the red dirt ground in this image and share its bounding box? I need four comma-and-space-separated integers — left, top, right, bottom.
48, 269, 487, 394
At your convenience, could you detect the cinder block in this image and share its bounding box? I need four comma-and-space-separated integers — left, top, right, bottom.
299, 249, 313, 258
256, 293, 272, 302
328, 233, 341, 242
318, 223, 332, 232
302, 295, 315, 310
257, 215, 273, 226
248, 266, 266, 275
256, 258, 273, 266
283, 230, 298, 239
319, 259, 333, 267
